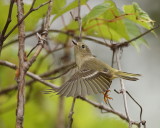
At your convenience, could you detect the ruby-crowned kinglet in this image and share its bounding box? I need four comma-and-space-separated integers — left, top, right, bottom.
55, 41, 140, 98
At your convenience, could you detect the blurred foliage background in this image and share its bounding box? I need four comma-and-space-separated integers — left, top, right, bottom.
0, 0, 159, 128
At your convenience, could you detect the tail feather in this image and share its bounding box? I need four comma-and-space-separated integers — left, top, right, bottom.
116, 71, 141, 81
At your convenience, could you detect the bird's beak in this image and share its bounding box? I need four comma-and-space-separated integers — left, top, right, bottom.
72, 40, 77, 45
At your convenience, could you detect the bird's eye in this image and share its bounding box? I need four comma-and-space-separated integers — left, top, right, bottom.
82, 45, 85, 48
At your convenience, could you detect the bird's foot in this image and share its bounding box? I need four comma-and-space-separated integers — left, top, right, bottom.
103, 90, 112, 103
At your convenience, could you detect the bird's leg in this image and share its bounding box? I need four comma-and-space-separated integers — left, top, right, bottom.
103, 90, 112, 103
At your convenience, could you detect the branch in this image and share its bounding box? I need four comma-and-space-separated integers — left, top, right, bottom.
30, 45, 66, 74
0, 0, 15, 54
24, 0, 53, 71
49, 29, 111, 47
125, 91, 146, 128
116, 49, 132, 128
4, 0, 51, 40
0, 60, 58, 91
67, 98, 76, 128
16, 0, 25, 127
126, 91, 143, 122
79, 97, 140, 126
77, 0, 82, 39
1, 0, 14, 36
3, 23, 159, 53
44, 62, 76, 80
0, 0, 51, 55
50, 24, 160, 50
111, 25, 160, 50
3, 29, 42, 48
0, 60, 75, 95
3, 29, 110, 49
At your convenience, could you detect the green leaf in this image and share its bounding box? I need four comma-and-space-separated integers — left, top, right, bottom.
83, 0, 129, 41
124, 19, 148, 51
52, 0, 66, 14
84, 20, 126, 41
83, 2, 112, 23
102, 0, 130, 40
51, 0, 88, 22
123, 2, 154, 29
133, 3, 154, 23
24, 0, 49, 31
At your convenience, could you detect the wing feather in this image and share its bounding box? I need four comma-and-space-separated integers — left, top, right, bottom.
80, 79, 87, 97
57, 82, 71, 96
74, 79, 81, 97
66, 82, 74, 97
61, 82, 74, 96
70, 81, 78, 97
94, 77, 106, 91
89, 79, 103, 93
98, 75, 111, 89
55, 68, 112, 97
83, 79, 95, 95
100, 75, 111, 87
85, 79, 99, 94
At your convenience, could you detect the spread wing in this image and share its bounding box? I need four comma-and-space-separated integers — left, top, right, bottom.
56, 69, 112, 98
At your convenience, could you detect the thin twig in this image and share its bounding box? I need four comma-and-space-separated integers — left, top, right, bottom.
126, 91, 143, 122
116, 24, 160, 49
27, 43, 40, 57
4, 0, 51, 40
0, 60, 58, 90
24, 0, 53, 71
50, 24, 160, 49
70, 11, 75, 20
0, 0, 14, 54
77, 0, 82, 39
1, 0, 14, 36
43, 64, 76, 80
79, 97, 140, 126
3, 23, 159, 51
0, 60, 75, 95
49, 29, 111, 47
114, 89, 145, 128
31, 45, 65, 74
0, 0, 50, 54
5, 23, 156, 51
111, 49, 116, 67
116, 49, 132, 128
67, 98, 76, 128
3, 29, 42, 48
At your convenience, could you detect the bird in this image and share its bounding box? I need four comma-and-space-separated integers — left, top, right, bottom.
54, 40, 140, 98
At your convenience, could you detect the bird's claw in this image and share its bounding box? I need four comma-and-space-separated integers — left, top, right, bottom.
103, 90, 112, 103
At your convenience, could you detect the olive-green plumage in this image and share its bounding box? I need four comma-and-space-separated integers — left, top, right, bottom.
55, 41, 140, 98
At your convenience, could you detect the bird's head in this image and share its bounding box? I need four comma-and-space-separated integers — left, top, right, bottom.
72, 40, 92, 57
